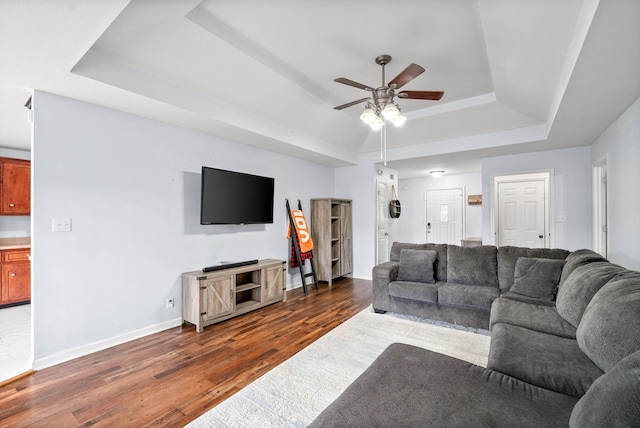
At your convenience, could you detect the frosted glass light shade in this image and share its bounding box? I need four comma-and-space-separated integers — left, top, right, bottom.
360, 107, 376, 124
381, 103, 399, 119
391, 112, 406, 126
370, 116, 384, 130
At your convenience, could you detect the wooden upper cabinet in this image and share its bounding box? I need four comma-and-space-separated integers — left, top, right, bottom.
0, 157, 30, 215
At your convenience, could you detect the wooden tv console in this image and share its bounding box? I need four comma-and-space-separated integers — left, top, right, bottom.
182, 259, 286, 332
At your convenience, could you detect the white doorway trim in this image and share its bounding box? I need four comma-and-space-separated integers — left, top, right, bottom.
376, 178, 389, 264
592, 157, 608, 257
492, 171, 554, 248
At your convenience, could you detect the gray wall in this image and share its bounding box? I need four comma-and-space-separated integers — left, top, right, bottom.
32, 91, 335, 367
481, 146, 592, 250
592, 96, 640, 270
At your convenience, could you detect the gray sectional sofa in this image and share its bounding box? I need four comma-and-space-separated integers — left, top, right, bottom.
372, 242, 569, 329
311, 243, 640, 427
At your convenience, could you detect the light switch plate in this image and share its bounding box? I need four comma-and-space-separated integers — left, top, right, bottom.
53, 218, 72, 232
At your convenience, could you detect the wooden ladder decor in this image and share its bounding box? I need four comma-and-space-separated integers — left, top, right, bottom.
286, 199, 318, 294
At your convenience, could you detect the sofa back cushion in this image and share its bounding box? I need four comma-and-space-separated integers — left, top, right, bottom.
497, 246, 569, 291
556, 261, 626, 327
576, 271, 640, 372
510, 257, 564, 300
396, 249, 436, 283
559, 249, 607, 287
447, 245, 498, 287
390, 242, 447, 281
569, 350, 640, 428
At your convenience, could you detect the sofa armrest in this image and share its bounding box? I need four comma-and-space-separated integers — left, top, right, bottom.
372, 261, 399, 312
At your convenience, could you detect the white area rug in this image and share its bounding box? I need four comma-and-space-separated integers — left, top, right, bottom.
186, 307, 491, 427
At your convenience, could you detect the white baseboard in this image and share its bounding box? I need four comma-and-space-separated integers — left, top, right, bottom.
33, 317, 183, 371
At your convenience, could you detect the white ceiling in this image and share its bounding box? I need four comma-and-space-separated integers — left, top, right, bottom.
1, 0, 638, 178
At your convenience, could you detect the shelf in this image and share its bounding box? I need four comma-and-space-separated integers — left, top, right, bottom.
236, 300, 260, 312
236, 282, 261, 293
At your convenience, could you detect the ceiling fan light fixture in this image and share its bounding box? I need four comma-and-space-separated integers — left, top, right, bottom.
360, 106, 377, 124
381, 103, 399, 119
430, 170, 445, 178
391, 111, 406, 126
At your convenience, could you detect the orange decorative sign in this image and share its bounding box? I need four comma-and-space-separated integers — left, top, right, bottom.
287, 209, 314, 253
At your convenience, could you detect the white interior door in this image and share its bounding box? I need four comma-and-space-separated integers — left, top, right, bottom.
497, 180, 546, 247
376, 179, 389, 263
425, 189, 463, 245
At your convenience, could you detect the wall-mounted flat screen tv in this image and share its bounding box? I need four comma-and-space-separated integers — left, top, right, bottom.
200, 166, 275, 225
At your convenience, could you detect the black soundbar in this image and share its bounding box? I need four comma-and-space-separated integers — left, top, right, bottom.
202, 259, 259, 272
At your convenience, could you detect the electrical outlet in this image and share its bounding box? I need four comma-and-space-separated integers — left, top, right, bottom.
166, 297, 174, 309
52, 218, 72, 232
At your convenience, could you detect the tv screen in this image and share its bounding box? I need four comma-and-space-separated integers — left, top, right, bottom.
200, 167, 275, 225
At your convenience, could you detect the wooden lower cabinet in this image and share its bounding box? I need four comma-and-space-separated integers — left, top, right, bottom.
0, 248, 31, 306
182, 259, 286, 332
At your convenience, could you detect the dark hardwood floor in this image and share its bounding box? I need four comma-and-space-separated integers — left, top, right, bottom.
0, 277, 372, 427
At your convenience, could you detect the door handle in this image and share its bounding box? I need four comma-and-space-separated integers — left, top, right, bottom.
539, 235, 544, 239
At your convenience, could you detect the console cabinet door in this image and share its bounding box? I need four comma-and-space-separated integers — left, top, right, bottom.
0, 158, 30, 215
339, 202, 353, 276
264, 263, 285, 302
201, 275, 233, 322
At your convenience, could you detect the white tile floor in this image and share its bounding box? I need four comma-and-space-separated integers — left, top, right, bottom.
0, 304, 32, 382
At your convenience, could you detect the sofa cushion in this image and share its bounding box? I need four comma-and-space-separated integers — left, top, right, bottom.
389, 281, 439, 303
438, 283, 499, 310
488, 323, 603, 397
390, 242, 429, 261
396, 249, 436, 283
390, 242, 448, 281
559, 249, 607, 287
497, 246, 569, 291
490, 298, 577, 339
500, 291, 557, 307
510, 257, 564, 300
576, 271, 640, 372
569, 350, 640, 428
556, 261, 626, 327
310, 343, 579, 428
447, 245, 498, 287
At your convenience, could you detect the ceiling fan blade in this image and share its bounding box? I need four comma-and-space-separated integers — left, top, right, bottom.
397, 90, 444, 100
388, 63, 425, 89
334, 78, 374, 91
333, 97, 371, 110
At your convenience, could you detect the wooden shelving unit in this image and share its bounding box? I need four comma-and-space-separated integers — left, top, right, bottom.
311, 198, 352, 285
182, 259, 286, 332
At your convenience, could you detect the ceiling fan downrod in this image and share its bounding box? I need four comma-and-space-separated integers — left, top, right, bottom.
375, 54, 392, 88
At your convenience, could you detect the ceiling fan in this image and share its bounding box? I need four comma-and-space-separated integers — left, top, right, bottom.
333, 54, 444, 129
